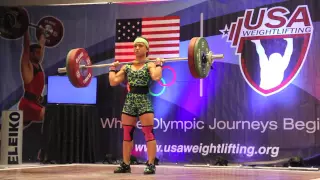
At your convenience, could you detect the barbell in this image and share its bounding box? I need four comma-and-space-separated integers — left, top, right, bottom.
57, 37, 224, 88
0, 7, 64, 47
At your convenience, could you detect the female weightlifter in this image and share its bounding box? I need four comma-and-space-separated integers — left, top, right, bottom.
109, 36, 164, 175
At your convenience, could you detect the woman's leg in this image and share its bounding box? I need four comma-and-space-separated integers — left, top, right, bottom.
139, 113, 156, 165
136, 94, 156, 174
121, 113, 137, 165
114, 113, 137, 173
139, 112, 157, 175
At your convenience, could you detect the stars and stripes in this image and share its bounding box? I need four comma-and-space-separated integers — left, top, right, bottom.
115, 16, 180, 62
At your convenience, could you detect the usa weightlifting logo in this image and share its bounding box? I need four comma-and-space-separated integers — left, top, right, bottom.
220, 5, 313, 96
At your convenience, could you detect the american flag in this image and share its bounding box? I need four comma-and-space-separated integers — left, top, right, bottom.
115, 16, 180, 62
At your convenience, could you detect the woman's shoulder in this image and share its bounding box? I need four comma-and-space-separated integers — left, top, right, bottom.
122, 63, 130, 71
146, 61, 155, 68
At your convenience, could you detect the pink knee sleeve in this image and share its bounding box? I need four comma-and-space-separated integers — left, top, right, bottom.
142, 125, 155, 142
123, 125, 135, 141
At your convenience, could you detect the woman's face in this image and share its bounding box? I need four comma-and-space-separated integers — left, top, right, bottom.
134, 42, 148, 57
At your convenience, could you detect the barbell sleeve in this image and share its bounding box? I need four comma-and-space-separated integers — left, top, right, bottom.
58, 68, 67, 73
29, 24, 38, 28
211, 54, 224, 59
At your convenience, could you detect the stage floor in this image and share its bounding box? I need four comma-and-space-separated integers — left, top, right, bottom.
0, 164, 320, 180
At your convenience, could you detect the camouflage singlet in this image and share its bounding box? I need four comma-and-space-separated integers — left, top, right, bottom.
122, 63, 154, 117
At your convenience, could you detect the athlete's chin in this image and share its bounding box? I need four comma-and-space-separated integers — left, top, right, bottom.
135, 53, 145, 58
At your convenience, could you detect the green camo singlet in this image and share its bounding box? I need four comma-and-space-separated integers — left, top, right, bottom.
122, 62, 154, 116
125, 63, 151, 87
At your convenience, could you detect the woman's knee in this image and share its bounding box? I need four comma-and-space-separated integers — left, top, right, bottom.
121, 114, 137, 141
139, 113, 155, 142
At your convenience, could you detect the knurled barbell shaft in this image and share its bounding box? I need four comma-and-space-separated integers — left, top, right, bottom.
57, 53, 224, 73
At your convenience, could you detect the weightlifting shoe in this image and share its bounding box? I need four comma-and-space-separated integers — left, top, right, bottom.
114, 162, 131, 173
144, 163, 156, 175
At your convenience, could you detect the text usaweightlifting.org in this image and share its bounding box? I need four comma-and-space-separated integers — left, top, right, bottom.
134, 143, 280, 157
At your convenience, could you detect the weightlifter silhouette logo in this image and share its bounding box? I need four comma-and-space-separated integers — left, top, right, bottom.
220, 5, 313, 96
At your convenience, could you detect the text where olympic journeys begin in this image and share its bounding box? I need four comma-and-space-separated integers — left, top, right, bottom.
100, 117, 320, 134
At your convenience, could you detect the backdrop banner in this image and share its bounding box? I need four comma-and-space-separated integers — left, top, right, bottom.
1, 0, 320, 164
